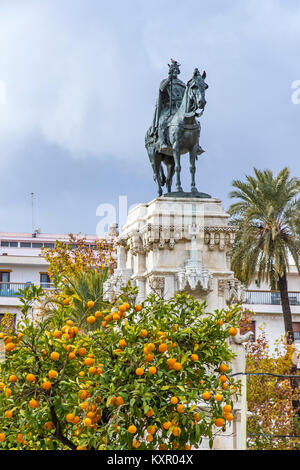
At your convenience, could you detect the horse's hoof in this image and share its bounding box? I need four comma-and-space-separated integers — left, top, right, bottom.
176, 187, 183, 193
158, 189, 163, 197
191, 187, 198, 193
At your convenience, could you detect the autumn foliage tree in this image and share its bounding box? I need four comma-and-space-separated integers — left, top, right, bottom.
246, 331, 300, 450
0, 278, 243, 450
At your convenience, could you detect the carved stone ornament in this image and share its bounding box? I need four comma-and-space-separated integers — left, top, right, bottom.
218, 278, 245, 304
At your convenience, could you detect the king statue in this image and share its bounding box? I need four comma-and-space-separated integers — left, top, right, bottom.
145, 59, 209, 197
150, 59, 186, 153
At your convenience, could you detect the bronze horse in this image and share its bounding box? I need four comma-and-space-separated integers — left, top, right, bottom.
145, 69, 208, 196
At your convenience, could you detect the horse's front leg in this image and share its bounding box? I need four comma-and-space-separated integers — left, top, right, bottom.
154, 152, 163, 196
190, 145, 198, 193
173, 145, 183, 192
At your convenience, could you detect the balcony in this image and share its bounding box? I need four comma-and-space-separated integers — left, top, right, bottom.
0, 282, 54, 297
245, 290, 300, 306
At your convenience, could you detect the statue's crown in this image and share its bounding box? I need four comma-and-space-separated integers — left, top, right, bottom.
168, 59, 180, 70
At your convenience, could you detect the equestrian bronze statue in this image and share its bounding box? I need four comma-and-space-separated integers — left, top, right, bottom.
145, 60, 210, 197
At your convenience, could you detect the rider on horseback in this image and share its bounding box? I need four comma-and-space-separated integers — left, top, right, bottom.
150, 59, 186, 153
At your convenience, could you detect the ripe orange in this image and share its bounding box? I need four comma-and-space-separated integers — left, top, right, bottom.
219, 364, 229, 373
9, 375, 18, 383
148, 366, 157, 375
50, 352, 60, 361
216, 319, 223, 326
78, 348, 87, 356
83, 418, 92, 427
112, 313, 121, 321
170, 396, 178, 405
215, 417, 225, 427
123, 303, 130, 310
135, 367, 144, 376
16, 433, 23, 443
147, 343, 155, 352
116, 396, 124, 406
26, 374, 36, 383
66, 413, 74, 423
0, 433, 5, 442
29, 399, 39, 409
190, 354, 199, 362
132, 440, 140, 448
147, 425, 156, 434
84, 357, 95, 366
219, 375, 227, 384
63, 298, 70, 306
202, 392, 212, 400
214, 393, 223, 402
134, 305, 142, 312
68, 352, 76, 360
146, 434, 153, 442
5, 342, 15, 352
140, 329, 148, 338
145, 353, 154, 362
87, 301, 95, 309
41, 381, 51, 391
229, 327, 238, 336
87, 315, 96, 324
173, 362, 182, 371
80, 402, 89, 410
44, 421, 54, 430
163, 421, 172, 430
172, 426, 181, 437
184, 444, 191, 450
177, 404, 185, 413
119, 339, 127, 348
4, 388, 12, 397
158, 343, 168, 353
53, 330, 61, 338
222, 383, 229, 390
73, 416, 80, 425
4, 410, 13, 418
194, 412, 201, 422
48, 370, 58, 379
167, 358, 176, 369
95, 311, 102, 318
102, 321, 107, 329
224, 412, 234, 421
223, 404, 232, 413
145, 408, 154, 417
128, 425, 137, 434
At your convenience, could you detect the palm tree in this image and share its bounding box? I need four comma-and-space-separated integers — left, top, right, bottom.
228, 167, 300, 345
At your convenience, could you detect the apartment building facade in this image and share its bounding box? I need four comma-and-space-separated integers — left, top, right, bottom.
0, 231, 115, 324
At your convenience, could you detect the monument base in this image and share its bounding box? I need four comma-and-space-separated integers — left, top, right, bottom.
163, 191, 211, 199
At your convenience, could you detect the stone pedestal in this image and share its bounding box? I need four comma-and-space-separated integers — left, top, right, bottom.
104, 196, 249, 450
105, 196, 244, 308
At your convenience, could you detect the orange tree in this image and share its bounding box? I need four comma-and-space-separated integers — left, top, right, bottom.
246, 331, 300, 450
0, 282, 242, 450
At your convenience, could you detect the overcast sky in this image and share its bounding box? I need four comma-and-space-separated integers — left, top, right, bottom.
0, 0, 299, 236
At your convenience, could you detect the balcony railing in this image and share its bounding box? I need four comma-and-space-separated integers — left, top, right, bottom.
0, 282, 54, 297
245, 290, 300, 306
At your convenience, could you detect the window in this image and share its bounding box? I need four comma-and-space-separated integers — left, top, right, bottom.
0, 272, 10, 282
0, 272, 10, 295
9, 242, 18, 247
32, 242, 43, 248
44, 243, 54, 248
20, 242, 31, 248
40, 273, 51, 288
0, 241, 9, 247
292, 323, 300, 342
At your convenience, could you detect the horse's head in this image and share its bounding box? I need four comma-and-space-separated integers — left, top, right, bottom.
186, 69, 208, 115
